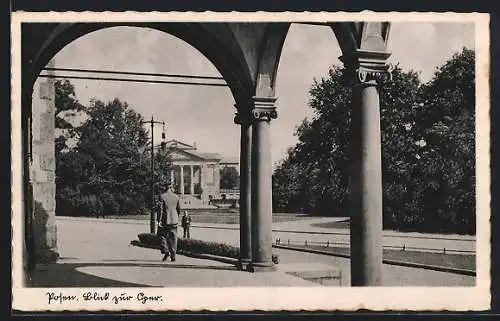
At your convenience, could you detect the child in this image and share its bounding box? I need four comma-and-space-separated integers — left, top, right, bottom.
181, 210, 192, 239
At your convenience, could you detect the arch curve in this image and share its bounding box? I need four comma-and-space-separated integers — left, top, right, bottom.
252, 22, 392, 100
24, 22, 255, 104
253, 22, 362, 99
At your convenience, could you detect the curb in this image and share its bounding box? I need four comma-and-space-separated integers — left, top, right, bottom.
130, 240, 239, 266
273, 244, 476, 277
58, 216, 475, 242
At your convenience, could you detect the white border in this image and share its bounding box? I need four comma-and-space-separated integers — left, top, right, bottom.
11, 11, 491, 311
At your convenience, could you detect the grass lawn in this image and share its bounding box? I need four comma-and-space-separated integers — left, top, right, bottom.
104, 212, 311, 224
289, 244, 476, 271
311, 219, 350, 229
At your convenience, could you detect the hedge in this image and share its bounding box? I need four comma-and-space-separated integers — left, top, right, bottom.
137, 233, 279, 264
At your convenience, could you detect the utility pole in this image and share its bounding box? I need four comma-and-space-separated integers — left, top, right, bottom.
141, 116, 165, 234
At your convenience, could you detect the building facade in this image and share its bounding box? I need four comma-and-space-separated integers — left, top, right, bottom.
163, 139, 239, 206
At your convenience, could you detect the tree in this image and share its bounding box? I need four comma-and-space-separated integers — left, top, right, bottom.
272, 47, 476, 235
55, 80, 86, 215
414, 47, 476, 234
220, 166, 240, 189
273, 65, 420, 218
55, 90, 172, 217
54, 80, 85, 151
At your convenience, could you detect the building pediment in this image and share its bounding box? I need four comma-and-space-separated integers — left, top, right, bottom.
169, 148, 207, 161
165, 139, 196, 150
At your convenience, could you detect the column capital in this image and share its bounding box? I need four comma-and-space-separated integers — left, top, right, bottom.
234, 110, 252, 125
234, 96, 278, 124
340, 49, 393, 86
251, 96, 278, 122
234, 102, 252, 125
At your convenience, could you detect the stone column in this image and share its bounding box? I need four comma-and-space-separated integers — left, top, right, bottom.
170, 168, 174, 185
214, 165, 221, 197
31, 60, 59, 264
344, 60, 391, 286
234, 108, 252, 271
190, 165, 194, 195
249, 97, 277, 272
23, 79, 36, 282
180, 165, 185, 195
200, 164, 206, 203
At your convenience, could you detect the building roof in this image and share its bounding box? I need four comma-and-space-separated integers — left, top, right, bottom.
154, 139, 229, 162
164, 139, 196, 150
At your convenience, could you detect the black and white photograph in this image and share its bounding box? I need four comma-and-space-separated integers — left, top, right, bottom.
11, 11, 490, 311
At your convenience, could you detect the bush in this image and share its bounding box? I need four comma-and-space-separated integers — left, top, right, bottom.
137, 233, 279, 264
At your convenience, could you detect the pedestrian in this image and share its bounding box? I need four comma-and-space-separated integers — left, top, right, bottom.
157, 181, 181, 262
181, 210, 192, 239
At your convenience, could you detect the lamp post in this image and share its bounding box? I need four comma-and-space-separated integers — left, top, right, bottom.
141, 116, 166, 234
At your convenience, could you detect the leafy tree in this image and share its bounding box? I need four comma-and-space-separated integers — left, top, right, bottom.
54, 80, 85, 152
55, 86, 172, 217
413, 47, 476, 234
272, 47, 475, 235
220, 166, 240, 189
273, 65, 420, 218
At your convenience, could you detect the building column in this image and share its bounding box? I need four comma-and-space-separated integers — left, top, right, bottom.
200, 164, 206, 203
190, 165, 194, 195
31, 61, 59, 264
170, 168, 174, 185
249, 97, 277, 272
234, 108, 252, 271
344, 57, 392, 286
180, 165, 184, 195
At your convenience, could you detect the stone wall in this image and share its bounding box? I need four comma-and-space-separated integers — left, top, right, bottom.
30, 61, 59, 263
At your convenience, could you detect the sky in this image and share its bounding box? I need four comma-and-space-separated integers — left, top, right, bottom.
51, 22, 475, 167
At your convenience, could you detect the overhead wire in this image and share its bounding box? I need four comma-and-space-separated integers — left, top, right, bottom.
39, 67, 228, 87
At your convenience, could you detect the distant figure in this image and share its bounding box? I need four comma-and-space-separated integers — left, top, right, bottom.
157, 181, 181, 262
181, 210, 192, 239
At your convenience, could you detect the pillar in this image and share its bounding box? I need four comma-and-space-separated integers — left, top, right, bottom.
180, 165, 184, 195
190, 165, 194, 195
346, 65, 391, 286
170, 168, 174, 185
31, 60, 59, 264
249, 97, 277, 272
234, 108, 252, 271
23, 77, 36, 284
200, 164, 206, 203
214, 165, 221, 197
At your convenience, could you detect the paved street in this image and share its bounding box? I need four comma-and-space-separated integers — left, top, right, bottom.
42, 216, 476, 287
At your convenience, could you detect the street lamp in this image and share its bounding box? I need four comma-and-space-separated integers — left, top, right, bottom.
141, 116, 166, 234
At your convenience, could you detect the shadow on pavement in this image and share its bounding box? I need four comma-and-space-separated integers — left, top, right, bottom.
28, 263, 151, 288
98, 259, 239, 271
27, 260, 238, 288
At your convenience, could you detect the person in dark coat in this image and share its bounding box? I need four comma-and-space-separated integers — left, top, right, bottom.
157, 181, 181, 262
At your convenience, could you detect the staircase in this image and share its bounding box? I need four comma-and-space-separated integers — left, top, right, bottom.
180, 195, 217, 209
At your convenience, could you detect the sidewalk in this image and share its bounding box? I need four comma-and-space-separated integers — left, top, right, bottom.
44, 217, 475, 287
32, 217, 334, 288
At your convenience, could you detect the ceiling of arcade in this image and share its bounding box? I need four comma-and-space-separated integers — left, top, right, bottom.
21, 21, 391, 103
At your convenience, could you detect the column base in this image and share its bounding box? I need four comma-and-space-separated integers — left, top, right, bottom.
248, 262, 276, 272
237, 258, 252, 271
35, 249, 59, 264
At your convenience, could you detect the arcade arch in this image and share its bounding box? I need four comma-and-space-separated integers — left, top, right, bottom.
22, 21, 392, 285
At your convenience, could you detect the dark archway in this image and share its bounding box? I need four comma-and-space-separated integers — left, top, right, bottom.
21, 23, 255, 277
21, 21, 393, 286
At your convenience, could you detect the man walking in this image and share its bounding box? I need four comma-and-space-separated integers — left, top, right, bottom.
181, 210, 192, 239
157, 181, 181, 262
